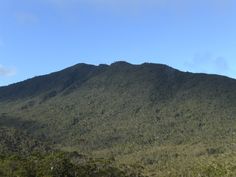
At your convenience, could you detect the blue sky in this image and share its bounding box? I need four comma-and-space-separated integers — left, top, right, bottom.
0, 0, 236, 86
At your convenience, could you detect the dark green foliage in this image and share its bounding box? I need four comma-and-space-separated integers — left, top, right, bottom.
0, 152, 145, 177
1, 62, 236, 176
0, 127, 50, 155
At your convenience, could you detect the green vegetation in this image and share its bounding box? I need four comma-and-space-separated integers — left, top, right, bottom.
0, 127, 50, 155
1, 62, 236, 176
0, 152, 146, 177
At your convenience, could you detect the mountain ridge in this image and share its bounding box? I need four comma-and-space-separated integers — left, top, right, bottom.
1, 61, 235, 101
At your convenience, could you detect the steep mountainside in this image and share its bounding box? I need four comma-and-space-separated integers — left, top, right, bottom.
1, 61, 236, 176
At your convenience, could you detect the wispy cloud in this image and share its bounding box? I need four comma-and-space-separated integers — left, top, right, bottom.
0, 39, 4, 48
185, 52, 230, 75
213, 57, 229, 74
16, 12, 39, 25
44, 0, 234, 11
0, 65, 16, 77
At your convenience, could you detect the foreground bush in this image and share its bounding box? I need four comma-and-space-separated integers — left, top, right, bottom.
0, 152, 145, 177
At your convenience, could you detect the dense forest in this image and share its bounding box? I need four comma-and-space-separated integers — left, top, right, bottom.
0, 152, 147, 177
1, 62, 236, 176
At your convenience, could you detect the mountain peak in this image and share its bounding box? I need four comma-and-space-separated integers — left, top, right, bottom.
1, 62, 235, 102
110, 61, 132, 66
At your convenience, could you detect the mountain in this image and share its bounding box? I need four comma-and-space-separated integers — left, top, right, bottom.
1, 61, 236, 176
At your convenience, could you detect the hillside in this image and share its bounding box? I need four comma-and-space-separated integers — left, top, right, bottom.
1, 61, 236, 176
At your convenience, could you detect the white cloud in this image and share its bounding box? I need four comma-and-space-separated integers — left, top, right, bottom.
0, 65, 16, 77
